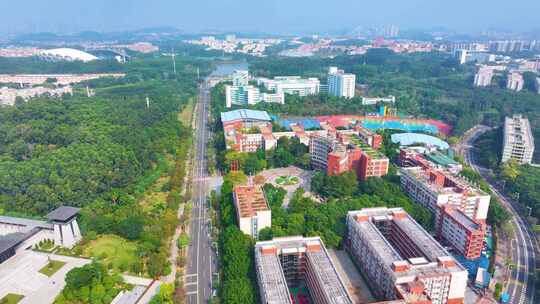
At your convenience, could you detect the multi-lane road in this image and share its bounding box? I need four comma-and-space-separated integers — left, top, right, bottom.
185, 80, 216, 304
461, 125, 537, 304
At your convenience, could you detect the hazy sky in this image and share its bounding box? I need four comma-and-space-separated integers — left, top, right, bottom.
2, 0, 539, 34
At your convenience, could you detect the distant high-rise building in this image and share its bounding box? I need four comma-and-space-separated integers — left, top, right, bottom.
474, 67, 494, 87
502, 115, 535, 164
506, 72, 524, 91
454, 50, 495, 65
225, 34, 236, 42
384, 25, 400, 37
327, 67, 356, 99
535, 77, 540, 95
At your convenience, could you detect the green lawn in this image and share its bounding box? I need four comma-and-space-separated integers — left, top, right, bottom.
83, 234, 138, 273
0, 293, 24, 304
38, 260, 66, 277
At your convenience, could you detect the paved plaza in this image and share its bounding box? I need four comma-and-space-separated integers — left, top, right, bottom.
0, 251, 91, 304
257, 166, 317, 207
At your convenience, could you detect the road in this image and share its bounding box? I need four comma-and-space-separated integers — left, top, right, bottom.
185, 80, 216, 304
460, 125, 537, 304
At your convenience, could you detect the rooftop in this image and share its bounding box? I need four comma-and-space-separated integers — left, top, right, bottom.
255, 236, 352, 304
46, 206, 80, 222
443, 207, 481, 231
347, 134, 386, 159
391, 133, 449, 150
347, 208, 465, 277
221, 109, 271, 123
233, 186, 269, 218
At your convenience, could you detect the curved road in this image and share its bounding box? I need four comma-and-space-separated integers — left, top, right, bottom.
461, 125, 537, 304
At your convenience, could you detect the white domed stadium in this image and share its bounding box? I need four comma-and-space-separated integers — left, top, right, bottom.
39, 48, 98, 62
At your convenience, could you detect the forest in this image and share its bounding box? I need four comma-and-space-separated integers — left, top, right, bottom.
0, 55, 212, 282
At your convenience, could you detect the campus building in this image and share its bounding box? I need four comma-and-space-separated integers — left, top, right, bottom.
346, 208, 468, 304
225, 85, 261, 107
399, 165, 490, 222
398, 153, 489, 259
437, 206, 486, 259
0, 206, 81, 264
225, 70, 285, 108
233, 186, 271, 238
327, 67, 356, 99
506, 72, 524, 91
255, 236, 353, 304
310, 126, 389, 181
502, 114, 535, 164
257, 76, 320, 96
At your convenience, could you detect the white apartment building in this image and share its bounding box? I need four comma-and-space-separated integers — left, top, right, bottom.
232, 70, 249, 86
535, 77, 540, 94
506, 72, 524, 91
233, 186, 271, 238
225, 85, 261, 107
473, 67, 494, 87
257, 76, 320, 96
399, 167, 490, 222
261, 92, 285, 104
502, 115, 535, 164
327, 67, 356, 99
346, 208, 468, 304
454, 50, 495, 65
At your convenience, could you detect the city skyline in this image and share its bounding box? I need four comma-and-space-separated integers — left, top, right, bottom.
2, 0, 540, 35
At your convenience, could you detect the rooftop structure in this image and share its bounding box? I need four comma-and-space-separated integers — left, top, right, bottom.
391, 133, 449, 150
347, 208, 467, 304
255, 236, 353, 304
39, 48, 98, 62
502, 114, 535, 164
0, 206, 81, 264
233, 186, 271, 238
221, 109, 271, 126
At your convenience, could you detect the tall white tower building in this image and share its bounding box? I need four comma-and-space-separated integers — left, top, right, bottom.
327, 67, 356, 99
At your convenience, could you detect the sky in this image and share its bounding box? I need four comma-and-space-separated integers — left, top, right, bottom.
2, 0, 540, 34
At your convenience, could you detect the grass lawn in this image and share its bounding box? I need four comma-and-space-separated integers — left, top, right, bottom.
0, 293, 24, 304
83, 234, 138, 273
178, 98, 194, 127
38, 260, 66, 277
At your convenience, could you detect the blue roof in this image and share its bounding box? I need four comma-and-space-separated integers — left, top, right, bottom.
220, 109, 271, 123
391, 133, 449, 150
